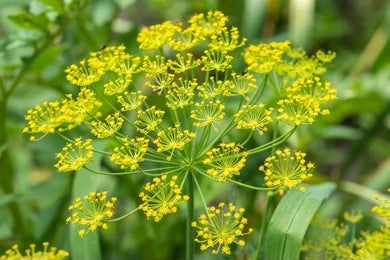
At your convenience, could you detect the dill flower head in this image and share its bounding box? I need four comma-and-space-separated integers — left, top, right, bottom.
110, 137, 149, 170
167, 53, 201, 74
197, 77, 225, 99
137, 21, 181, 50
22, 101, 64, 140
343, 210, 363, 224
203, 142, 248, 182
139, 175, 189, 222
191, 100, 225, 132
64, 59, 105, 87
188, 11, 228, 37
372, 190, 390, 224
117, 91, 146, 111
243, 41, 291, 74
209, 26, 246, 52
191, 202, 253, 255
66, 191, 117, 237
234, 104, 273, 135
54, 138, 93, 172
201, 50, 233, 72
135, 106, 165, 135
259, 148, 314, 194
0, 243, 69, 260
165, 79, 196, 109
90, 113, 124, 139
222, 72, 257, 100
153, 124, 195, 160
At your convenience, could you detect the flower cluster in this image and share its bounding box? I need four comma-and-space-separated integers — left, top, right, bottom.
139, 175, 189, 222
23, 10, 337, 256
54, 138, 93, 172
0, 243, 68, 260
66, 191, 116, 237
259, 148, 314, 194
192, 202, 253, 255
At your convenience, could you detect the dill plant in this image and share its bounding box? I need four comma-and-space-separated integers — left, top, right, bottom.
21, 10, 338, 259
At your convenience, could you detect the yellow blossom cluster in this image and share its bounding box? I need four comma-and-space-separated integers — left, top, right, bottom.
0, 243, 69, 260
90, 112, 124, 138
259, 148, 314, 194
22, 10, 338, 256
139, 175, 189, 222
66, 191, 116, 237
54, 138, 93, 172
110, 137, 149, 170
234, 104, 273, 135
192, 202, 253, 255
203, 142, 248, 182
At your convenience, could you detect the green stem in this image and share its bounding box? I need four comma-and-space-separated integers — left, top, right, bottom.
228, 179, 274, 191
254, 192, 274, 260
241, 131, 253, 146
105, 208, 139, 222
186, 172, 195, 260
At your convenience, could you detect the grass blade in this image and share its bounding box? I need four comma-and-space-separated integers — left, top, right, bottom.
265, 182, 336, 260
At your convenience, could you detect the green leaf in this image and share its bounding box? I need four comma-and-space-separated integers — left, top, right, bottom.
265, 182, 336, 260
8, 13, 49, 31
69, 142, 106, 260
39, 0, 65, 14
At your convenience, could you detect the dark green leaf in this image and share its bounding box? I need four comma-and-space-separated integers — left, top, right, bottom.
8, 13, 49, 31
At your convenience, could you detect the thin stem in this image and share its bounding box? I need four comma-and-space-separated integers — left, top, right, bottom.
0, 77, 5, 101
105, 208, 139, 222
228, 179, 274, 191
248, 127, 296, 155
254, 192, 274, 260
55, 131, 111, 155
186, 172, 194, 260
250, 74, 268, 105
241, 131, 253, 146
192, 173, 209, 212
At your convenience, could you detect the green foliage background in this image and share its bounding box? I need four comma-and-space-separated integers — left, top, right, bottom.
0, 0, 389, 259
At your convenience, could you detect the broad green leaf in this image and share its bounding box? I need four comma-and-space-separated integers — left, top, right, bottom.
69, 142, 106, 260
8, 13, 49, 31
265, 182, 336, 260
39, 0, 65, 14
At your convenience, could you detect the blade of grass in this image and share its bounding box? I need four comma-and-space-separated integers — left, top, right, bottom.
265, 182, 336, 260
288, 0, 315, 49
69, 141, 106, 260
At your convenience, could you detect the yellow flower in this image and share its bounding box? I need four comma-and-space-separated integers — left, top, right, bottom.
23, 100, 65, 140
54, 138, 93, 172
137, 21, 181, 49
168, 28, 205, 51
259, 148, 314, 194
243, 41, 291, 74
316, 50, 336, 63
188, 11, 228, 37
167, 53, 201, 74
191, 100, 225, 132
117, 91, 146, 111
103, 74, 131, 95
343, 211, 363, 224
66, 191, 116, 237
90, 113, 124, 139
203, 142, 248, 182
65, 59, 104, 87
142, 55, 168, 77
234, 104, 273, 135
0, 243, 69, 260
165, 78, 196, 109
135, 106, 165, 134
110, 137, 149, 170
222, 72, 257, 100
209, 27, 246, 52
197, 77, 225, 99
154, 124, 195, 160
192, 202, 253, 255
145, 72, 175, 95
372, 189, 390, 224
201, 50, 233, 72
139, 175, 188, 222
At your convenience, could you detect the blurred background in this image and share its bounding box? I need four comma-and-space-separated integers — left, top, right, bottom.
0, 0, 389, 259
